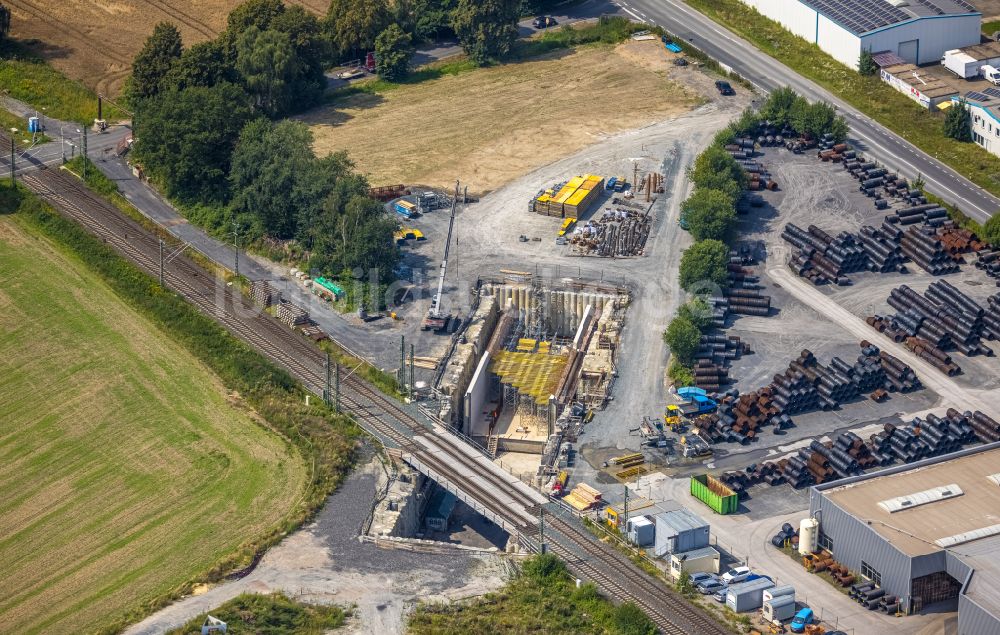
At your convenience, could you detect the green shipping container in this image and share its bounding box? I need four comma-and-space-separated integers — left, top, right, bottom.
690, 474, 739, 515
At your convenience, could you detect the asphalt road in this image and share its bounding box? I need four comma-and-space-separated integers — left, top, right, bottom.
616, 0, 1000, 223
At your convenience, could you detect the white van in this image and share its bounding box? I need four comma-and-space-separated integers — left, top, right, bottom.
982, 64, 1000, 86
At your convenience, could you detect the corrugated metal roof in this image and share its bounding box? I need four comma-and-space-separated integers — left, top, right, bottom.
655, 508, 708, 534
728, 577, 774, 597
672, 545, 719, 560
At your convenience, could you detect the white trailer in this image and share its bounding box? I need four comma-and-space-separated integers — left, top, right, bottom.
943, 49, 981, 79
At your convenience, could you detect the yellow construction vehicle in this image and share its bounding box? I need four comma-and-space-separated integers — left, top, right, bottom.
664, 404, 682, 427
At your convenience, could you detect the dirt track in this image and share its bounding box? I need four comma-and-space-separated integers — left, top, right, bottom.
6, 0, 325, 94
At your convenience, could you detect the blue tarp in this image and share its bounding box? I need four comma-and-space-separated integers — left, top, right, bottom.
678, 386, 707, 400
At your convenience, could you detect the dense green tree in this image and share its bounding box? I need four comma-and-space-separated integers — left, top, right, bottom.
325, 0, 390, 58
128, 22, 183, 102
677, 298, 714, 332
760, 86, 797, 128
374, 24, 413, 81
307, 175, 399, 281
690, 145, 746, 200
679, 239, 730, 292
410, 0, 457, 42
682, 188, 737, 241
165, 40, 234, 90
0, 4, 11, 40
944, 102, 973, 142
235, 26, 300, 117
226, 0, 285, 34
451, 0, 519, 65
229, 119, 322, 238
789, 97, 848, 142
664, 316, 701, 366
858, 48, 878, 76
134, 82, 254, 203
272, 5, 328, 105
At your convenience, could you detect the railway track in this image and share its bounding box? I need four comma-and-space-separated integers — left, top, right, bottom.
15, 163, 730, 634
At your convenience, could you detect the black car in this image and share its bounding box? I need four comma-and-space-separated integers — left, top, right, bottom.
533, 16, 557, 29
715, 80, 735, 96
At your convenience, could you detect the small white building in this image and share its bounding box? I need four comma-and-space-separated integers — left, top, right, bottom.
739, 0, 981, 69
952, 89, 1000, 158
668, 545, 721, 580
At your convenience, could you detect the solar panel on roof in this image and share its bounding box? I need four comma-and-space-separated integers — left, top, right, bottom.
984, 87, 1000, 99
802, 0, 971, 34
967, 91, 991, 102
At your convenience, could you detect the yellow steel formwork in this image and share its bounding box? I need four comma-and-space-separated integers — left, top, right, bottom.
490, 349, 569, 405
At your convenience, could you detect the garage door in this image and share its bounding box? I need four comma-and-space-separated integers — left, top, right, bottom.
898, 39, 918, 63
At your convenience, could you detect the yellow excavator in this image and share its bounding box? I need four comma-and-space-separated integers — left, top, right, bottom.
664, 404, 682, 428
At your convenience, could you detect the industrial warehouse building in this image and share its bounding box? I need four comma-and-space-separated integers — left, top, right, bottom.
739, 0, 981, 69
809, 443, 1000, 635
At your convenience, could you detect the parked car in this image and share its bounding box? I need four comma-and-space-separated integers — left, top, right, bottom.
715, 80, 735, 96
721, 565, 751, 584
712, 586, 729, 602
790, 607, 814, 633
688, 572, 716, 587
698, 579, 726, 595
532, 16, 558, 28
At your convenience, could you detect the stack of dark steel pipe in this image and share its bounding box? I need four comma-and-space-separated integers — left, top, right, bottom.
877, 349, 921, 392
899, 226, 960, 275
782, 222, 868, 285
882, 282, 993, 360
857, 225, 906, 273
693, 359, 729, 391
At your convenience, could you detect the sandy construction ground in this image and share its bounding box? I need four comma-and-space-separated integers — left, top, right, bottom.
305, 39, 704, 194
5, 0, 326, 94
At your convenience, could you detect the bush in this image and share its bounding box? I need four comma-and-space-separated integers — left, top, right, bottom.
166, 593, 346, 634
668, 358, 695, 387
983, 214, 1000, 246
664, 316, 701, 366
521, 553, 566, 580
679, 239, 729, 292
613, 602, 657, 635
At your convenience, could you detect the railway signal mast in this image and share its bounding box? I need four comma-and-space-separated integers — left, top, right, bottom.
422, 180, 460, 331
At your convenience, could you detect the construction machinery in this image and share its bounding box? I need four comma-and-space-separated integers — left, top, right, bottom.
664, 404, 682, 427
679, 434, 713, 458
422, 181, 459, 331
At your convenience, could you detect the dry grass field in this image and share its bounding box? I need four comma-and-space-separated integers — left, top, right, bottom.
304, 39, 703, 194
5, 0, 326, 94
0, 214, 307, 633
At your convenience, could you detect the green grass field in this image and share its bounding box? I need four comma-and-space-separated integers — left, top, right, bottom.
0, 40, 125, 124
0, 214, 308, 633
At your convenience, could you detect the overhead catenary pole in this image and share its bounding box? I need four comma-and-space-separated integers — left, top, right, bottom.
9, 137, 14, 185
539, 506, 546, 554
159, 239, 164, 286
334, 361, 340, 413
399, 335, 406, 388
324, 351, 332, 405
81, 127, 88, 178
232, 220, 240, 278
409, 343, 415, 399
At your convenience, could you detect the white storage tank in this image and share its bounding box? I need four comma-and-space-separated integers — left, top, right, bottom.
799, 517, 819, 555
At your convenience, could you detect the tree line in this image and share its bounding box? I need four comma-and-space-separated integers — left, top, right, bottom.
130, 0, 400, 282
665, 87, 849, 384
